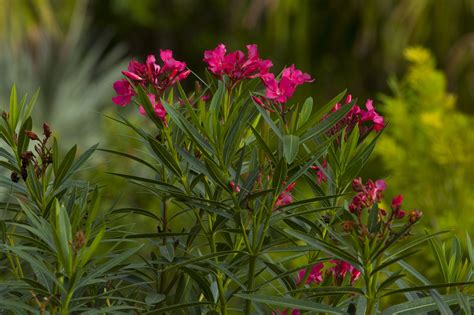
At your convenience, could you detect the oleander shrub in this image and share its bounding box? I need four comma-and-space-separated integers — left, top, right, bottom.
0, 44, 473, 314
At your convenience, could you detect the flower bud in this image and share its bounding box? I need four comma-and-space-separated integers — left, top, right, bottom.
74, 230, 86, 251
20, 151, 34, 161
43, 123, 52, 138
408, 210, 423, 223
230, 181, 241, 193
352, 177, 364, 192
342, 220, 353, 232
25, 130, 39, 141
391, 195, 403, 211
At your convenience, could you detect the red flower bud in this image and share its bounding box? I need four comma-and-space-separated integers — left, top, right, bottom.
43, 123, 52, 138
391, 195, 403, 211
25, 130, 39, 141
352, 177, 364, 192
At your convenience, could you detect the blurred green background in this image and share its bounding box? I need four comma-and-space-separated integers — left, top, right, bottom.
1, 0, 473, 249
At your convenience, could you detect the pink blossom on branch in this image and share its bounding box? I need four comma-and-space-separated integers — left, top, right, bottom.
297, 263, 324, 285
122, 51, 190, 90
310, 160, 328, 184
260, 65, 314, 104
275, 182, 296, 208
112, 49, 190, 119
138, 94, 167, 122
203, 43, 272, 84
326, 95, 385, 137
328, 260, 361, 284
391, 195, 406, 218
112, 79, 135, 107
348, 177, 387, 214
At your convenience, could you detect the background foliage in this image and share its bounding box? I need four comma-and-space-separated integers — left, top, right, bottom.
0, 0, 473, 311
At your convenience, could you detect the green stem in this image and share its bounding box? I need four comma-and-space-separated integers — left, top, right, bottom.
365, 263, 379, 315
245, 254, 257, 315
62, 291, 73, 315
209, 231, 227, 315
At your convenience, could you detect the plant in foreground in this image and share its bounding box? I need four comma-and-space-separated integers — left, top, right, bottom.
0, 43, 472, 314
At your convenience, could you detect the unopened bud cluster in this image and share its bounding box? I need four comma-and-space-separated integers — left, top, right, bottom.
11, 123, 53, 182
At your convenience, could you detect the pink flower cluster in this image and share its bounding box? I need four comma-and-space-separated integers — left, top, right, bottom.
275, 182, 296, 208
297, 260, 360, 286
204, 43, 313, 110
310, 160, 328, 185
203, 44, 272, 86
112, 50, 190, 121
327, 94, 384, 137
278, 260, 361, 315
260, 65, 314, 104
349, 177, 387, 215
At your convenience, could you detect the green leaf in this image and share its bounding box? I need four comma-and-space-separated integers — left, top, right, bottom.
272, 158, 287, 197
297, 97, 313, 129
249, 125, 276, 164
70, 143, 99, 174
144, 302, 213, 314
298, 89, 347, 134
284, 229, 360, 268
381, 294, 466, 315
53, 200, 73, 276
395, 260, 455, 313
383, 281, 474, 297
8, 85, 18, 129
54, 145, 77, 188
290, 286, 364, 296
367, 203, 380, 233
147, 136, 182, 177
299, 100, 352, 142
210, 80, 225, 114
161, 99, 215, 158
17, 117, 32, 157
145, 293, 166, 305
235, 294, 345, 314
283, 135, 300, 164
253, 98, 283, 140
20, 88, 39, 123
79, 226, 105, 268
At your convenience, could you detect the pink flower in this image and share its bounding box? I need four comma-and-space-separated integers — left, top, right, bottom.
298, 263, 324, 285
310, 160, 328, 184
112, 79, 135, 106
328, 260, 361, 284
230, 181, 241, 193
275, 182, 296, 208
260, 73, 295, 103
203, 43, 272, 84
138, 94, 166, 122
121, 51, 189, 91
391, 195, 406, 218
348, 178, 387, 214
114, 49, 190, 117
260, 65, 313, 104
391, 195, 403, 211
366, 179, 386, 203
326, 95, 384, 137
281, 64, 313, 86
361, 99, 385, 131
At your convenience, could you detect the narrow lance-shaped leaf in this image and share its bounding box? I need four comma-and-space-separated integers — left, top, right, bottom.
235, 294, 346, 314
283, 134, 300, 164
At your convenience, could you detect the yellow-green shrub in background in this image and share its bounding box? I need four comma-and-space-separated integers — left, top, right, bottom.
377, 47, 474, 234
